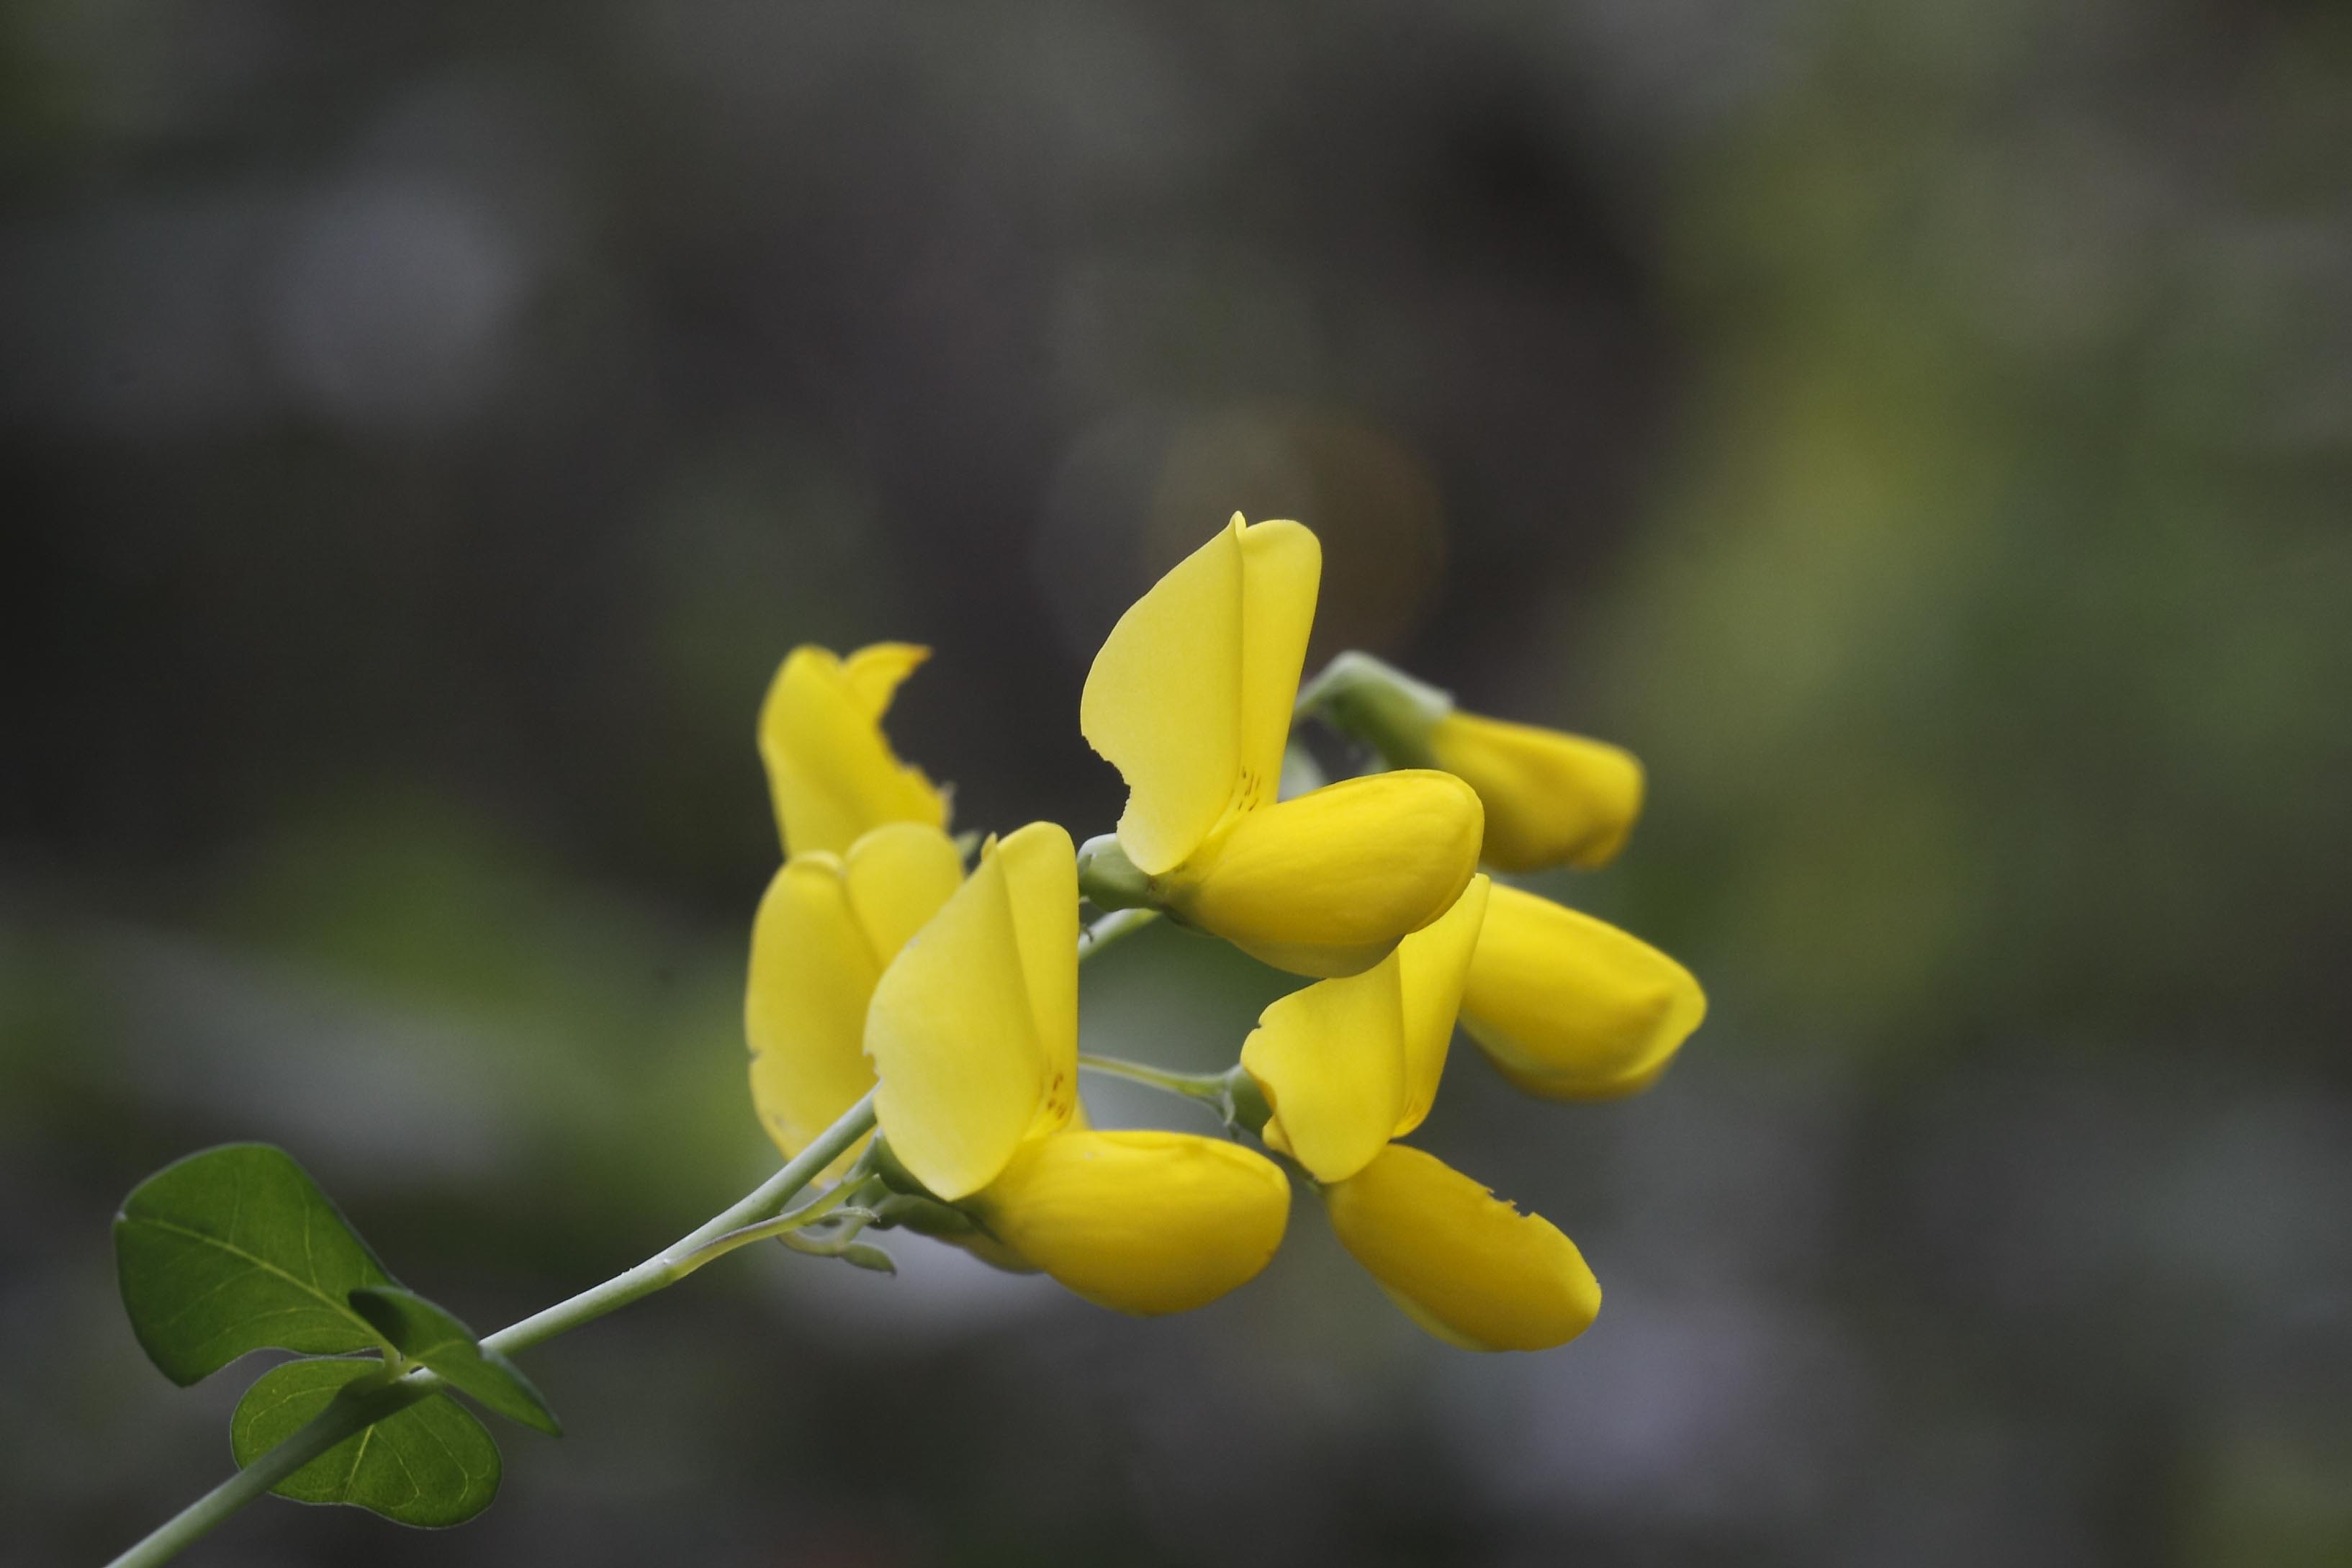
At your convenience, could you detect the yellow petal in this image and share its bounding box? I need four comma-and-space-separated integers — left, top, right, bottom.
747, 826, 964, 1178
1080, 515, 1321, 875
864, 822, 1077, 1200
1171, 770, 1483, 977
1239, 955, 1407, 1185
839, 642, 931, 721
759, 644, 948, 858
1323, 1144, 1599, 1352
1234, 518, 1322, 814
842, 821, 968, 960
746, 858, 879, 1174
994, 821, 1081, 1143
1458, 883, 1705, 1100
1392, 874, 1489, 1139
972, 1130, 1292, 1315
1426, 711, 1644, 873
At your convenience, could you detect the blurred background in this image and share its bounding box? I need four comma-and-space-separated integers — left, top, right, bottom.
6, 1, 2351, 1564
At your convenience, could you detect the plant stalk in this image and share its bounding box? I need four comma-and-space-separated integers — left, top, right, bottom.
104, 1091, 879, 1568
1078, 904, 1158, 958
108, 878, 1168, 1568
1076, 1052, 1230, 1103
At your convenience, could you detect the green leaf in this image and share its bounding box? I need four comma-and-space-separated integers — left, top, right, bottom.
114, 1144, 397, 1385
231, 1360, 501, 1527
348, 1287, 561, 1436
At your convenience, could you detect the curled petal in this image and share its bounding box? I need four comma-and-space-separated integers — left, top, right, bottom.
865, 822, 1078, 1200
760, 643, 947, 858
1171, 770, 1482, 978
972, 1130, 1292, 1316
1459, 883, 1705, 1100
1427, 711, 1644, 873
1392, 874, 1488, 1139
1240, 955, 1407, 1186
1081, 516, 1320, 876
1323, 1144, 1599, 1352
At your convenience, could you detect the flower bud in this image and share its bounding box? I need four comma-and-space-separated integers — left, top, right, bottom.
1425, 713, 1642, 873
1302, 649, 1645, 873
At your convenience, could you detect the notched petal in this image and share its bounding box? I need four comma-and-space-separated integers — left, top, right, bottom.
760, 643, 948, 858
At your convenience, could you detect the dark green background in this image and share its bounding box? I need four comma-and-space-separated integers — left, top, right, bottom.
6, 2, 2350, 1564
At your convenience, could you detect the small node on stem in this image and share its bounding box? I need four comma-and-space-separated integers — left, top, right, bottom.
1221, 1063, 1274, 1137
1076, 833, 1158, 913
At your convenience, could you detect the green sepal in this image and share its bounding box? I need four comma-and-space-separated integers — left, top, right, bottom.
1222, 1063, 1274, 1137
1075, 834, 1160, 914
114, 1144, 398, 1385
1295, 649, 1453, 766
834, 1242, 898, 1275
348, 1287, 561, 1436
866, 1132, 932, 1197
231, 1359, 500, 1526
866, 1192, 979, 1238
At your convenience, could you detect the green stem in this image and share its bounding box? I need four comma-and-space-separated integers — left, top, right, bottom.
111, 880, 1166, 1567
104, 1091, 879, 1568
670, 1182, 865, 1275
1076, 1051, 1229, 1103
1078, 904, 1157, 959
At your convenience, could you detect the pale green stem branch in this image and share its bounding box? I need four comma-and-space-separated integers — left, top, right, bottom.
1078, 904, 1158, 958
104, 1091, 880, 1568
670, 1183, 867, 1276
112, 884, 1173, 1568
1076, 1051, 1229, 1103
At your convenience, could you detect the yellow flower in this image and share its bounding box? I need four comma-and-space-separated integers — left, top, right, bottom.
760, 643, 949, 858
1425, 711, 1644, 873
968, 1130, 1291, 1316
1324, 1144, 1600, 1352
745, 821, 964, 1176
1240, 877, 1490, 1183
1459, 882, 1706, 1100
862, 819, 1290, 1314
1080, 516, 1482, 978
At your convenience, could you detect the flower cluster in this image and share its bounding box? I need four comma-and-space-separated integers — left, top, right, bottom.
745, 515, 1704, 1349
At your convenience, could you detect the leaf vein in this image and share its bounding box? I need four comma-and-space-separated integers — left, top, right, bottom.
127, 1217, 374, 1328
